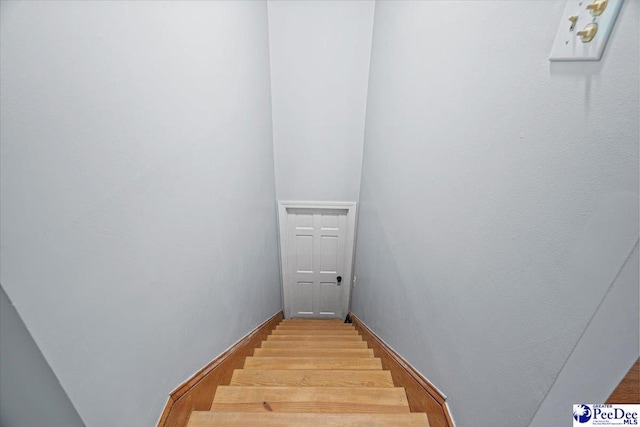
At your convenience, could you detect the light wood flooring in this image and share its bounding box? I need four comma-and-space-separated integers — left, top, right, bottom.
186, 318, 430, 426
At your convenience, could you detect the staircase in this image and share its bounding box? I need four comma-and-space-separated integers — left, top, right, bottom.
187, 318, 430, 426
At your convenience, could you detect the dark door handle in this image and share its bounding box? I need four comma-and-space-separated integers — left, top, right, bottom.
337, 276, 342, 286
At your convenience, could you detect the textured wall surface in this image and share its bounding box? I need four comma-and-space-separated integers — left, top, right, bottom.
268, 0, 374, 202
2, 1, 638, 426
0, 2, 281, 426
529, 244, 639, 426
0, 286, 85, 427
352, 2, 639, 427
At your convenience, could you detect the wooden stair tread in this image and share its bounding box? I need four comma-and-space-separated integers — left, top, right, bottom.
279, 320, 354, 325
244, 357, 382, 370
279, 320, 349, 327
188, 412, 430, 427
267, 335, 362, 341
260, 340, 368, 349
211, 386, 409, 413
230, 369, 394, 387
271, 329, 359, 335
175, 317, 432, 427
254, 348, 374, 358
277, 323, 355, 329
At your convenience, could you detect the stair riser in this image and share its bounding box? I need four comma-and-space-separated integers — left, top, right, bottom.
260, 341, 368, 349
276, 323, 356, 330
254, 348, 374, 358
212, 386, 409, 412
211, 402, 410, 413
267, 335, 363, 341
187, 412, 430, 427
229, 369, 395, 388
243, 357, 382, 370
271, 329, 359, 335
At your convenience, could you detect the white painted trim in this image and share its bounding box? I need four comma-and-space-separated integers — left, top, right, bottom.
277, 201, 358, 319
357, 318, 449, 400
278, 201, 358, 209
445, 401, 457, 427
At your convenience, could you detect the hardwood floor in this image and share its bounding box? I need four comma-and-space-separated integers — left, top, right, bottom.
607, 359, 640, 404
186, 318, 431, 426
188, 412, 432, 426
229, 369, 395, 388
158, 312, 284, 427
351, 314, 453, 427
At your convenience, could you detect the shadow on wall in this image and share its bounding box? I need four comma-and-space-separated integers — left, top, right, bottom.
0, 285, 85, 427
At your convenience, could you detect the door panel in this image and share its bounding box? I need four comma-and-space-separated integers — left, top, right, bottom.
319, 281, 339, 316
295, 235, 313, 272
320, 236, 338, 273
296, 213, 313, 229
321, 213, 339, 229
294, 282, 314, 315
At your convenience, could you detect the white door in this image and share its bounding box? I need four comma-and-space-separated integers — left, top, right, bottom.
279, 202, 356, 319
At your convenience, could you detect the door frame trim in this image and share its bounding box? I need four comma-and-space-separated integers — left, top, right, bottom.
277, 201, 358, 319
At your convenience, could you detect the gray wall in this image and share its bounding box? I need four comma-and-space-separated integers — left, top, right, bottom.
268, 0, 374, 202
352, 2, 639, 427
529, 244, 639, 426
0, 286, 85, 427
0, 2, 281, 426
